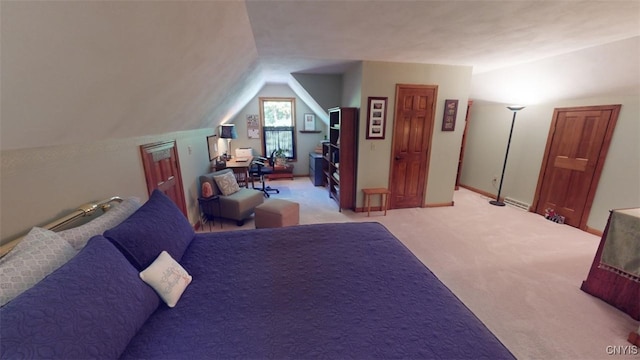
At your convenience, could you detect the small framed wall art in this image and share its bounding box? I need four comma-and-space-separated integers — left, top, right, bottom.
442, 99, 458, 131
304, 113, 316, 131
366, 97, 387, 139
246, 114, 260, 139
206, 134, 218, 161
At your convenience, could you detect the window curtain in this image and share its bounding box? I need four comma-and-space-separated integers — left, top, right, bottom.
264, 126, 295, 158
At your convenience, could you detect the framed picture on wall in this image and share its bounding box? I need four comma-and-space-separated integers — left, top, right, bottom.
442, 99, 458, 131
247, 114, 260, 139
366, 97, 387, 139
304, 113, 316, 131
206, 134, 218, 161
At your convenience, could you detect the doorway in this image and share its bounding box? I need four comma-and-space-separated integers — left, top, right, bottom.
455, 100, 473, 190
533, 105, 620, 230
140, 140, 188, 216
389, 84, 437, 209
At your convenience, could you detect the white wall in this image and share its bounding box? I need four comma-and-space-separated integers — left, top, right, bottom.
0, 129, 212, 243
461, 95, 639, 231
292, 73, 343, 112
342, 63, 363, 108
0, 1, 258, 242
227, 84, 326, 176
461, 103, 552, 203
1, 1, 258, 152
462, 37, 639, 232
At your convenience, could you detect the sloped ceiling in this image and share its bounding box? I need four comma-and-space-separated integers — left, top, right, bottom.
1, 1, 260, 150
1, 1, 639, 151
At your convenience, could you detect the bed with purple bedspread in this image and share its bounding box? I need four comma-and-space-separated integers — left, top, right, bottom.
1, 190, 513, 359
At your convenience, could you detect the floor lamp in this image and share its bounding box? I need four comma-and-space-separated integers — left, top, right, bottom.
490, 105, 525, 207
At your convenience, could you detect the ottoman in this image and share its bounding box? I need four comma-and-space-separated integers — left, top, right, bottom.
254, 199, 300, 229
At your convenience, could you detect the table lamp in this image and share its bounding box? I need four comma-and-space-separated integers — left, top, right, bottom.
219, 124, 238, 159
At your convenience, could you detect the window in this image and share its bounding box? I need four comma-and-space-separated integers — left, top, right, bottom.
260, 97, 296, 160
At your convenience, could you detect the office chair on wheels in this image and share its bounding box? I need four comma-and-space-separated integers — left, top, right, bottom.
249, 155, 280, 198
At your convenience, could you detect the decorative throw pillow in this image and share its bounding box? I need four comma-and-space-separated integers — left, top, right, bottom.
213, 171, 240, 196
139, 251, 192, 308
104, 190, 195, 271
57, 197, 142, 250
0, 227, 77, 306
202, 182, 213, 198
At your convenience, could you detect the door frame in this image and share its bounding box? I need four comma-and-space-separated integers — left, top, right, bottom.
531, 104, 621, 231
455, 100, 473, 190
388, 84, 438, 209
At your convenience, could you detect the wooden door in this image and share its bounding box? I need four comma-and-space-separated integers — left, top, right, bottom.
389, 84, 437, 209
140, 140, 188, 216
533, 105, 620, 229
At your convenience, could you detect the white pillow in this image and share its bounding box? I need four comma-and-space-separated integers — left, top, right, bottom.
139, 251, 192, 308
0, 227, 77, 306
57, 197, 141, 250
213, 171, 240, 196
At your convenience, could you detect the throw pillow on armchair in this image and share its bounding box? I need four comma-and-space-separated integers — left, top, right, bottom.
202, 182, 213, 198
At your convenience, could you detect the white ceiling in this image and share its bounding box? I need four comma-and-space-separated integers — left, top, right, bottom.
246, 0, 640, 106
246, 1, 639, 74
1, 1, 639, 150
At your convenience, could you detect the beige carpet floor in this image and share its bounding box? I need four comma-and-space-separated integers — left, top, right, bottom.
202, 177, 639, 359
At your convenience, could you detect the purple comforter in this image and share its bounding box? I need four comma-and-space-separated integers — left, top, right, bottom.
121, 222, 513, 359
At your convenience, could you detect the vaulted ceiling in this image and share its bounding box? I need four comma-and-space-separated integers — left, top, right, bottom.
2, 1, 638, 151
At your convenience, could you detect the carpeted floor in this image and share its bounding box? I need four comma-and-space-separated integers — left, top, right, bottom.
202, 177, 639, 359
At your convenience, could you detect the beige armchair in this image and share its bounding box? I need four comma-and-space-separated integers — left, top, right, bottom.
199, 169, 264, 226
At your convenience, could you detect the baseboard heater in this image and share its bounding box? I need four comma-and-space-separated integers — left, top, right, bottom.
504, 197, 530, 211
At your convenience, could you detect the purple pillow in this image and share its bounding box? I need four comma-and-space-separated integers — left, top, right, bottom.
0, 236, 159, 359
104, 190, 194, 271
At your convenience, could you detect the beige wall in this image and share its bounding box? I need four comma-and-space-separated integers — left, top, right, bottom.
355, 61, 473, 209
0, 129, 212, 243
460, 95, 639, 231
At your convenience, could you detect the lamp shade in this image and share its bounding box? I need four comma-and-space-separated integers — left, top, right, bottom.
219, 124, 238, 139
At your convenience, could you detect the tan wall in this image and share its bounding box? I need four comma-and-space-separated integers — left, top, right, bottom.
356, 61, 473, 209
